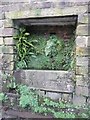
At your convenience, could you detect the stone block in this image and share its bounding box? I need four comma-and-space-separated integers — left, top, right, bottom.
0, 28, 13, 37
4, 37, 15, 45
76, 36, 89, 47
0, 46, 14, 53
75, 85, 89, 97
3, 61, 14, 71
14, 70, 75, 93
76, 56, 88, 66
45, 92, 61, 100
76, 24, 89, 36
3, 54, 14, 63
0, 20, 3, 28
73, 95, 86, 106
3, 4, 20, 12
42, 2, 52, 9
62, 5, 88, 16
78, 14, 89, 24
0, 38, 3, 45
76, 66, 88, 75
3, 19, 13, 28
76, 47, 89, 56
76, 75, 88, 87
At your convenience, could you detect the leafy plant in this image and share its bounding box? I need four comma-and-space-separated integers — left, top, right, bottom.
14, 28, 75, 70
0, 93, 8, 102
13, 27, 36, 69
17, 84, 84, 118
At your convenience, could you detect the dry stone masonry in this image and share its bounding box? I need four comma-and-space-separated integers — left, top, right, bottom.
0, 0, 90, 105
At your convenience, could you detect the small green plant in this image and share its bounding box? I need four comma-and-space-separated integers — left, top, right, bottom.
0, 93, 8, 102
13, 27, 36, 69
17, 84, 88, 118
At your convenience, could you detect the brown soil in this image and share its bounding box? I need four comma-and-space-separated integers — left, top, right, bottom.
3, 108, 53, 119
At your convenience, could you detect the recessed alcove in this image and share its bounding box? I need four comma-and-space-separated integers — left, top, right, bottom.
14, 15, 77, 40
14, 15, 77, 101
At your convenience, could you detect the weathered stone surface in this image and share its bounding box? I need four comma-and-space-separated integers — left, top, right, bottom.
76, 47, 89, 56
3, 54, 14, 63
76, 24, 89, 36
76, 85, 89, 97
0, 46, 14, 53
0, 28, 13, 37
2, 60, 14, 71
0, 20, 3, 28
62, 5, 88, 16
76, 75, 88, 86
76, 56, 88, 66
14, 70, 75, 93
76, 66, 88, 75
4, 37, 14, 45
62, 94, 72, 102
76, 36, 89, 47
0, 12, 5, 20
0, 38, 3, 45
3, 19, 13, 28
42, 2, 52, 9
78, 14, 89, 24
45, 92, 61, 100
73, 95, 86, 106
5, 5, 87, 19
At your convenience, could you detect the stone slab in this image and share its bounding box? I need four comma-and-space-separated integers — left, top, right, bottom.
14, 70, 75, 93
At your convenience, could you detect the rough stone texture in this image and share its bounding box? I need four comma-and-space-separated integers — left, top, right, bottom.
4, 37, 15, 45
0, 28, 13, 37
0, 20, 3, 28
4, 62, 14, 71
76, 75, 88, 86
76, 47, 89, 56
76, 57, 88, 66
45, 92, 61, 100
75, 85, 89, 97
76, 66, 88, 75
73, 95, 86, 106
5, 5, 88, 19
76, 24, 89, 36
76, 36, 89, 47
3, 19, 13, 28
78, 14, 89, 24
0, 46, 14, 54
62, 94, 73, 102
0, 12, 5, 20
3, 54, 14, 64
14, 70, 75, 100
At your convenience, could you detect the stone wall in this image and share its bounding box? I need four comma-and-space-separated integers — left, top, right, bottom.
0, 0, 90, 105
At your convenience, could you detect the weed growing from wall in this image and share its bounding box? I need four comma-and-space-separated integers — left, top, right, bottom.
14, 27, 75, 70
